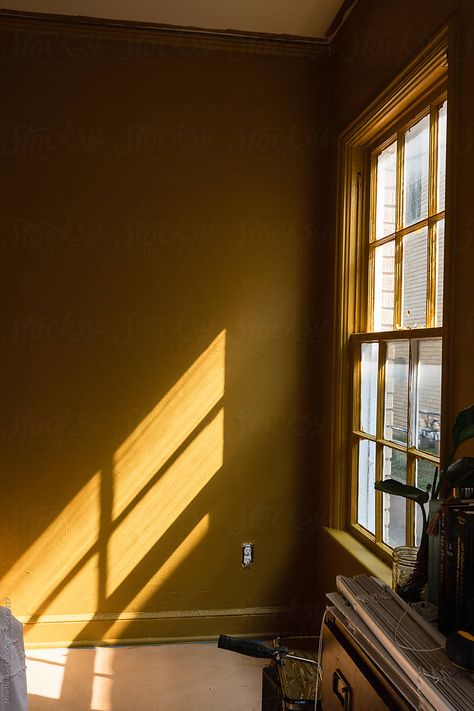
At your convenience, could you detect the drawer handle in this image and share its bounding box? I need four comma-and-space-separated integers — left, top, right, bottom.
332, 669, 352, 709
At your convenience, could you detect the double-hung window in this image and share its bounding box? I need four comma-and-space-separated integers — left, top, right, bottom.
333, 30, 450, 560
355, 97, 446, 551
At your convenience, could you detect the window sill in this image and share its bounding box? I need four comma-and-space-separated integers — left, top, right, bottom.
322, 527, 392, 586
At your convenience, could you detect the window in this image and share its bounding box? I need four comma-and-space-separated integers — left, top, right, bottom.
332, 28, 450, 560
355, 100, 446, 551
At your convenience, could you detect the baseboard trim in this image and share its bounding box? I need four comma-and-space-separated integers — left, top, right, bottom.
19, 605, 286, 625
22, 606, 290, 648
25, 632, 274, 650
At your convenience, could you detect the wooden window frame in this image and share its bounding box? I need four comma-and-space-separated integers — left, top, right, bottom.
330, 24, 456, 564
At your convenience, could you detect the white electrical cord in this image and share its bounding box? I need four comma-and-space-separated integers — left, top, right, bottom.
313, 607, 329, 706
394, 603, 444, 654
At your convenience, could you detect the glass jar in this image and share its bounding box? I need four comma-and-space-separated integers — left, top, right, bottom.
392, 546, 426, 602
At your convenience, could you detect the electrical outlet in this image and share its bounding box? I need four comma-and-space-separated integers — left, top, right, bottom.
242, 542, 254, 568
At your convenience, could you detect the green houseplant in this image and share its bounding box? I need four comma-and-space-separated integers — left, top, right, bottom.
375, 404, 474, 601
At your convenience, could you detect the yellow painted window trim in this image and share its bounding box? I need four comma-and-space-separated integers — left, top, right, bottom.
330, 21, 457, 555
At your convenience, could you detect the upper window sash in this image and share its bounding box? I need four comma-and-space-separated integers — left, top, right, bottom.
366, 98, 447, 335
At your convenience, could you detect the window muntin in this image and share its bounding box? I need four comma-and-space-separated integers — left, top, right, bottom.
437, 102, 447, 212
435, 219, 445, 327
353, 98, 446, 550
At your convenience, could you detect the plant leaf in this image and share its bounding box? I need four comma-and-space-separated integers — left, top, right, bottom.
375, 479, 429, 505
451, 405, 474, 459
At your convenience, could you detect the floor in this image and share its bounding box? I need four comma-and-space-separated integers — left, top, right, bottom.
26, 643, 267, 711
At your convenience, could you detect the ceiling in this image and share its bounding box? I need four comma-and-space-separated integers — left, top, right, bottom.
0, 0, 349, 39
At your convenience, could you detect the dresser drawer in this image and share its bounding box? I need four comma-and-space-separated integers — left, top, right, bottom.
320, 617, 412, 711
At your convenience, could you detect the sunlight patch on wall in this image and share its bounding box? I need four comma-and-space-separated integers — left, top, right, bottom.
25, 648, 69, 700
107, 412, 223, 597
107, 514, 209, 638
0, 473, 100, 616
1, 330, 226, 626
113, 331, 226, 520
23, 555, 100, 627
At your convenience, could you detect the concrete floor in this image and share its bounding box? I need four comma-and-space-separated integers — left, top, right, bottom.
26, 643, 266, 711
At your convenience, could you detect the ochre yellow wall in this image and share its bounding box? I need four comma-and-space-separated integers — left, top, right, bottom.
5, 3, 471, 649
317, 0, 474, 607
0, 16, 330, 645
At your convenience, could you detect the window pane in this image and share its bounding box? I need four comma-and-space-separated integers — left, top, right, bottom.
382, 447, 406, 548
402, 227, 428, 327
373, 240, 395, 331
438, 101, 447, 212
436, 219, 445, 327
358, 439, 376, 534
360, 343, 378, 435
415, 459, 437, 545
384, 340, 409, 445
414, 339, 442, 456
404, 114, 430, 227
376, 142, 397, 239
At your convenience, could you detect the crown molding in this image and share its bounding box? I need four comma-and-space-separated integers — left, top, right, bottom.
0, 9, 329, 57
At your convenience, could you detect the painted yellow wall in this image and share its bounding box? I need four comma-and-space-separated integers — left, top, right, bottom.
0, 16, 330, 645
4, 3, 471, 649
